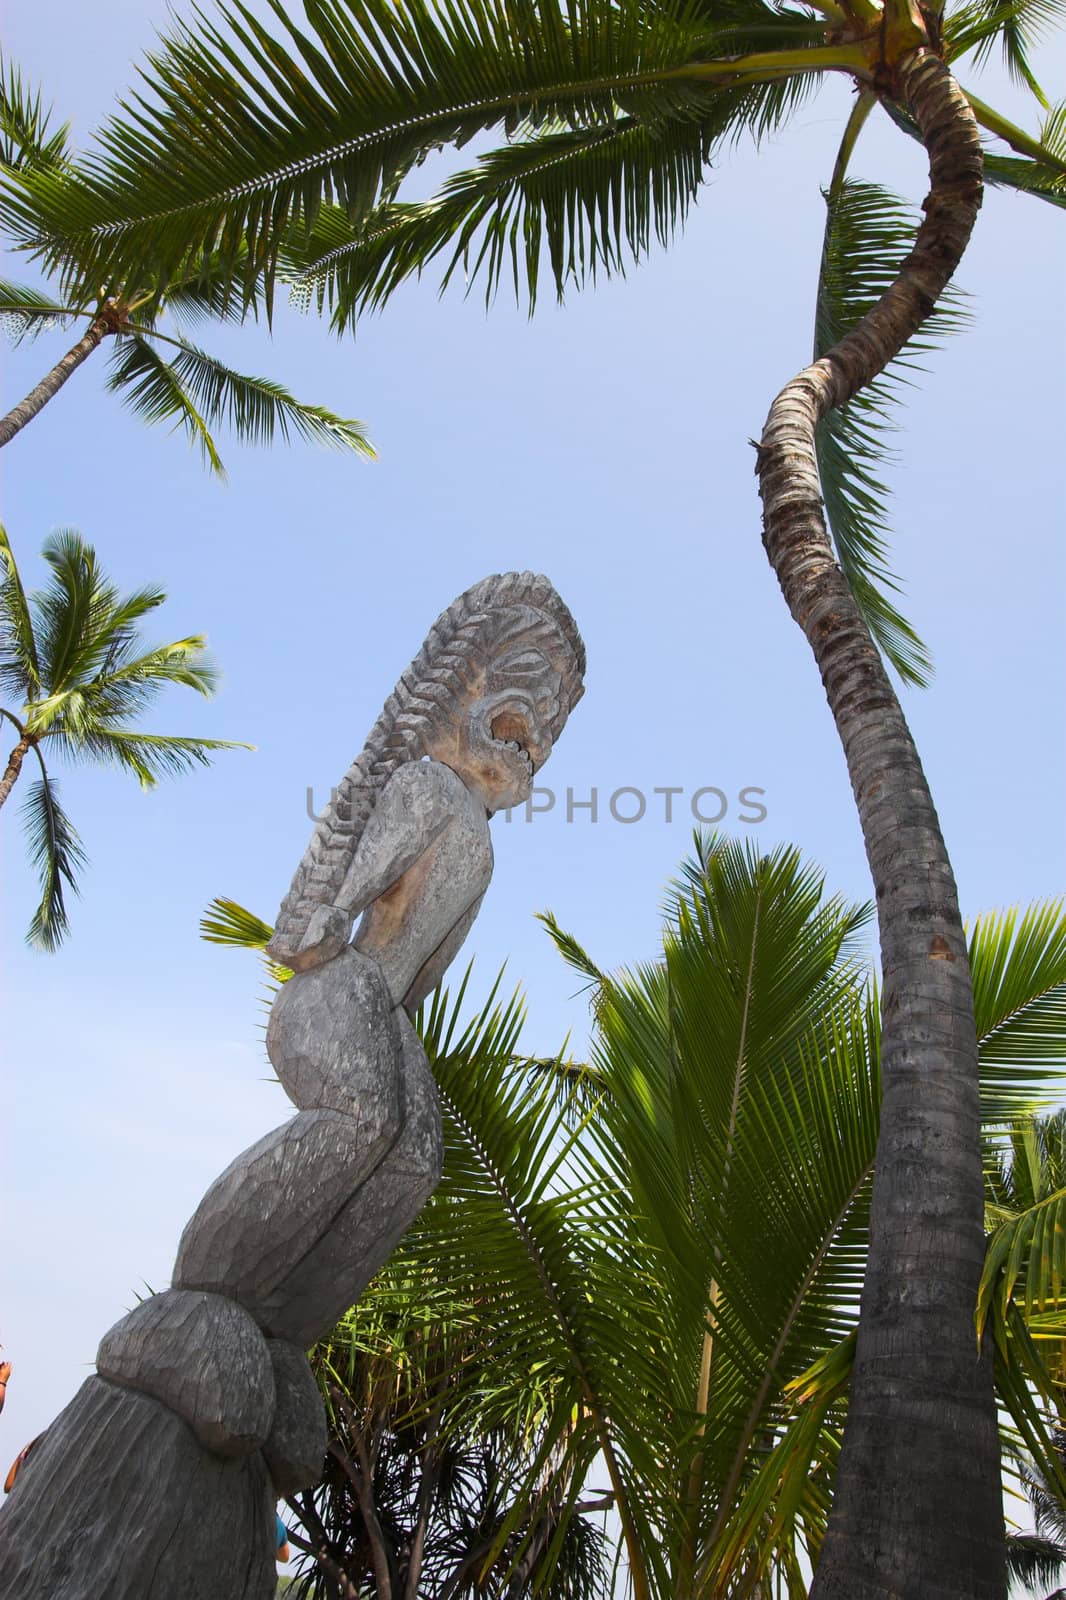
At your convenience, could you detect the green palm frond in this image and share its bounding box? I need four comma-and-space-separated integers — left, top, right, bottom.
53, 728, 252, 787
410, 970, 670, 1596
155, 247, 262, 329
5, 527, 249, 950
970, 899, 1066, 1123
7, 0, 836, 308
814, 179, 969, 687
20, 758, 87, 951
199, 896, 292, 984
105, 333, 226, 475
32, 529, 116, 692
287, 69, 820, 326
288, 117, 713, 325
537, 910, 607, 995
30, 529, 170, 698
0, 277, 78, 345
132, 330, 375, 456
200, 895, 275, 951
106, 330, 374, 471
947, 0, 1066, 106
0, 523, 41, 698
0, 58, 69, 173
982, 98, 1066, 206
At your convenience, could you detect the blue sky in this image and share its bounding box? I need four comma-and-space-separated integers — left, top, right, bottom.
1, 0, 1064, 1540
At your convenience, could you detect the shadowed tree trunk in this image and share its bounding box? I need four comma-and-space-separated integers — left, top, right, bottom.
0, 308, 119, 449
755, 47, 1003, 1598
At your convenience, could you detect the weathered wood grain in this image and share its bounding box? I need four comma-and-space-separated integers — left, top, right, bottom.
0, 1377, 276, 1599
263, 1340, 327, 1495
96, 1288, 274, 1457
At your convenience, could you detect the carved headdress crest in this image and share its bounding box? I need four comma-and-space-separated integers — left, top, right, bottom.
269, 572, 585, 961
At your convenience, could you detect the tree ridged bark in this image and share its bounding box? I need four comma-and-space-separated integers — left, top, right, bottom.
0, 734, 31, 809
0, 314, 114, 450
755, 50, 1004, 1599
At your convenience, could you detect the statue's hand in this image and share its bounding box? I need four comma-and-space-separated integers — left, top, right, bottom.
268, 904, 351, 973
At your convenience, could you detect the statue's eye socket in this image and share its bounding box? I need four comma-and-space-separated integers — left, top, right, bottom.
495, 649, 547, 677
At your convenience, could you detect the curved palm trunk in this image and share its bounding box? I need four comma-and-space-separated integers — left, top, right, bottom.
755, 51, 1003, 1598
0, 734, 31, 809
0, 313, 114, 450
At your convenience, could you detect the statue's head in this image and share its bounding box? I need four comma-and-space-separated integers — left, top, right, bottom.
421, 578, 585, 812
269, 572, 584, 967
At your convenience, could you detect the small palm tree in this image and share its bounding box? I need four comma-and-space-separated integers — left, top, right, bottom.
0, 524, 250, 949
0, 63, 374, 472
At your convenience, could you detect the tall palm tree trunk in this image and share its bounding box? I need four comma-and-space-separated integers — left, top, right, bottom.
0, 311, 115, 449
755, 50, 1003, 1598
0, 734, 31, 808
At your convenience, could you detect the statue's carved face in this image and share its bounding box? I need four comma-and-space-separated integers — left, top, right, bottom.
426, 631, 566, 813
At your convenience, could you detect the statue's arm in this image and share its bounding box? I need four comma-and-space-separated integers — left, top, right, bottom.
336, 764, 454, 916
278, 763, 456, 971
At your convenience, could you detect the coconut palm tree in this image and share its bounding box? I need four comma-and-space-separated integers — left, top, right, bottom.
0, 62, 374, 471
205, 840, 1066, 1596
0, 524, 249, 949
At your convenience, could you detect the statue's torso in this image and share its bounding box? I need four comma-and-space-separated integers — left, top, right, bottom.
353, 760, 493, 1007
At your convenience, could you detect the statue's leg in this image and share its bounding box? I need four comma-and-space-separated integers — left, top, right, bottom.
0, 1377, 276, 1600
173, 947, 408, 1331
252, 1013, 443, 1348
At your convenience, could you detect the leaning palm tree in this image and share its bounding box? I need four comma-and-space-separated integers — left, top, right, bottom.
205, 839, 1066, 1596
0, 62, 374, 471
7, 7, 1063, 1589
0, 524, 249, 948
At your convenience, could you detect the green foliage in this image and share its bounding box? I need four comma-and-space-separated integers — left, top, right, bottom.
0, 525, 250, 947
0, 64, 375, 467
1, 0, 830, 311
947, 0, 1066, 106
0, 56, 69, 174
19, 768, 86, 953
206, 845, 1066, 1594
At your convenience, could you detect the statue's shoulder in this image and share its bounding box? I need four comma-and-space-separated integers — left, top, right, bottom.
378, 758, 471, 812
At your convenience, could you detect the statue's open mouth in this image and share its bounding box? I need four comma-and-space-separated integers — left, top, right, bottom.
490, 711, 536, 775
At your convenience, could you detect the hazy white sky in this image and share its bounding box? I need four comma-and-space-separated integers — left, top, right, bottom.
1, 2, 1064, 1552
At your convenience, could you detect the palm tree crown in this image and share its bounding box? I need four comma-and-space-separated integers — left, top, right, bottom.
0, 524, 250, 948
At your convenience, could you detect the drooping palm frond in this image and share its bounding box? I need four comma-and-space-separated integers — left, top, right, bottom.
0, 58, 69, 174
104, 329, 374, 474
4, 0, 842, 310
813, 178, 969, 687
1004, 1528, 1066, 1592
0, 523, 40, 697
104, 332, 226, 475
19, 758, 87, 951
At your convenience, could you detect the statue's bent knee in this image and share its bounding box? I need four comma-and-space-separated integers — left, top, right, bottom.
96, 1288, 274, 1457
267, 944, 403, 1123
